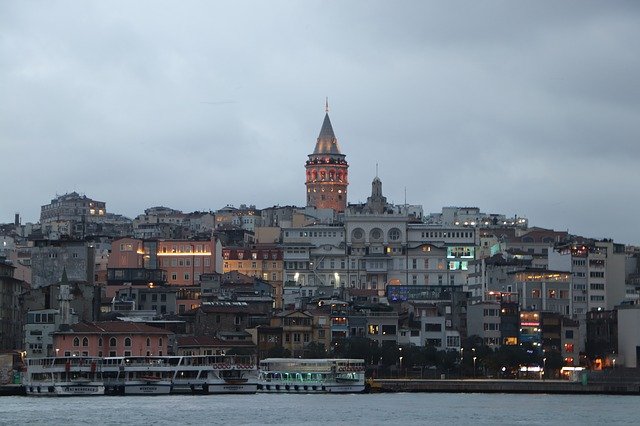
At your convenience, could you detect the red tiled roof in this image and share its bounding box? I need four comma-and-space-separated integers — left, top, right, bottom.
57, 321, 172, 335
177, 336, 254, 348
197, 304, 257, 314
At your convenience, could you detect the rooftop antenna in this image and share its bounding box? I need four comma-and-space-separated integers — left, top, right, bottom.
325, 97, 329, 113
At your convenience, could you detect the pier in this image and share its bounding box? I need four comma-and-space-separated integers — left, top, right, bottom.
369, 377, 640, 395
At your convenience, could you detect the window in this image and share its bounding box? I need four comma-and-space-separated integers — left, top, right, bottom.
159, 338, 163, 347
381, 325, 396, 335
425, 323, 441, 332
82, 337, 89, 347
565, 330, 574, 339
294, 333, 301, 342
98, 338, 103, 347
109, 338, 117, 347
388, 228, 401, 241
73, 337, 80, 347
368, 325, 379, 335
146, 338, 151, 347
124, 338, 131, 347
446, 336, 460, 347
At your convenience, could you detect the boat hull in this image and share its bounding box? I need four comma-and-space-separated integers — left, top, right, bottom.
124, 382, 172, 395
257, 382, 364, 394
26, 383, 105, 396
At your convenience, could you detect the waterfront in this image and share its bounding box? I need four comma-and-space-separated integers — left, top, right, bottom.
1, 393, 639, 425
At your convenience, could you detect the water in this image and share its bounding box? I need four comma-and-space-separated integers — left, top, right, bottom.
1, 393, 638, 425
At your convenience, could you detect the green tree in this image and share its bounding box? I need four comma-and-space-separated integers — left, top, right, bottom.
266, 346, 291, 358
303, 342, 327, 359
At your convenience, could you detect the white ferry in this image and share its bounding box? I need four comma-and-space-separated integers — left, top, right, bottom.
170, 355, 257, 394
24, 357, 105, 396
257, 358, 365, 393
102, 356, 174, 395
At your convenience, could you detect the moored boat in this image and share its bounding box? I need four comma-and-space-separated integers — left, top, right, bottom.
102, 356, 173, 395
24, 357, 105, 396
170, 355, 257, 394
257, 358, 365, 393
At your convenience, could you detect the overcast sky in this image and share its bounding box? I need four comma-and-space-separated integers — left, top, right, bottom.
1, 1, 639, 244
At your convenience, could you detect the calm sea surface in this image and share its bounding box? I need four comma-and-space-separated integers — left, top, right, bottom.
1, 393, 638, 425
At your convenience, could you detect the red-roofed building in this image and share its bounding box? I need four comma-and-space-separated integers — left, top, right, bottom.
52, 321, 173, 357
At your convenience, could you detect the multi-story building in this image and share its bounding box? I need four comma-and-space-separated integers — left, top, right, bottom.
108, 236, 221, 289
510, 269, 572, 316
561, 317, 580, 366
467, 301, 502, 349
215, 204, 260, 230
551, 240, 630, 314
585, 308, 617, 363
23, 309, 79, 358
30, 239, 95, 289
272, 310, 315, 357
40, 192, 106, 238
222, 245, 283, 283
0, 259, 25, 351
282, 224, 347, 288
52, 321, 172, 357
114, 286, 178, 316
192, 301, 266, 337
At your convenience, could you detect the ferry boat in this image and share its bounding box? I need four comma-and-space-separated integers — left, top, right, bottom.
170, 354, 257, 394
102, 356, 174, 395
257, 358, 365, 393
23, 357, 105, 396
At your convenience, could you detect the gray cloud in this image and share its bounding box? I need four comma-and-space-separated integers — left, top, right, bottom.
1, 1, 639, 243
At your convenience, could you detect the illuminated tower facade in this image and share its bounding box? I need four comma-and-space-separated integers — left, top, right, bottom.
305, 107, 349, 212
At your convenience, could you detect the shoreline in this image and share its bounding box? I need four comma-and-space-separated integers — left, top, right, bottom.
368, 378, 640, 395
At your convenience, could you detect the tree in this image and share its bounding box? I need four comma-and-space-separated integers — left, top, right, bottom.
303, 342, 327, 359
266, 346, 291, 358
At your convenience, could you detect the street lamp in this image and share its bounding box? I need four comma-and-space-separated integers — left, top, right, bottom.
543, 357, 547, 380
473, 357, 477, 378
55, 348, 59, 357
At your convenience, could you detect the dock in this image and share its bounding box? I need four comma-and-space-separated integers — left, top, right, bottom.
369, 378, 640, 395
0, 385, 26, 396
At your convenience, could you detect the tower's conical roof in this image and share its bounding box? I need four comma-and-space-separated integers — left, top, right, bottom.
313, 113, 343, 155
